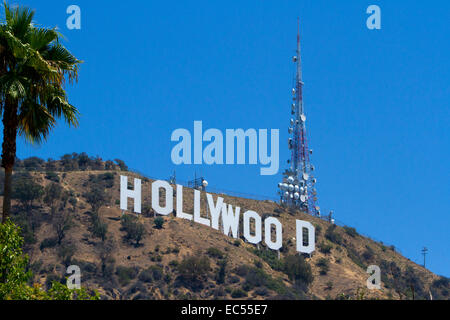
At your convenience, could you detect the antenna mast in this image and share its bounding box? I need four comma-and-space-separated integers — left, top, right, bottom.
278, 20, 320, 216
421, 247, 428, 268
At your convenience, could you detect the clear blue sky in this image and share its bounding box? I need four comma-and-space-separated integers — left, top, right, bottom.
9, 1, 449, 277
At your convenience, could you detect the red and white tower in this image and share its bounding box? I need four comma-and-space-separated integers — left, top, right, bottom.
278, 21, 320, 216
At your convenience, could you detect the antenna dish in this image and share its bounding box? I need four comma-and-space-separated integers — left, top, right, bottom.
293, 56, 297, 62
202, 180, 208, 187
294, 192, 300, 200
300, 195, 307, 203
288, 184, 294, 192
302, 173, 309, 181
287, 176, 294, 184
300, 114, 306, 122
294, 185, 300, 192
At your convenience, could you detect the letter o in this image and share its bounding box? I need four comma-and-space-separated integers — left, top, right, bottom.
264, 217, 282, 250
152, 180, 173, 215
243, 210, 262, 244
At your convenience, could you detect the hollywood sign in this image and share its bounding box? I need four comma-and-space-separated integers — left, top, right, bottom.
120, 175, 315, 254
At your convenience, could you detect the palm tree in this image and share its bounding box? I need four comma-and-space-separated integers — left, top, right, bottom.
0, 2, 82, 222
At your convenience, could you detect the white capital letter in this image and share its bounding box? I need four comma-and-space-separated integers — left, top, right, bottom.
206, 193, 224, 230
152, 180, 173, 215
221, 203, 240, 238
120, 175, 141, 213
176, 184, 192, 221
194, 189, 210, 227
243, 210, 262, 244
296, 220, 315, 254
264, 217, 282, 250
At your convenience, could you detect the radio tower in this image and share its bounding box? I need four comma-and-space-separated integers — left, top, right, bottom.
278, 20, 320, 216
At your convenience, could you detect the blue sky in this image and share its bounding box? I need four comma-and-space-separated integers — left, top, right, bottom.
9, 1, 449, 277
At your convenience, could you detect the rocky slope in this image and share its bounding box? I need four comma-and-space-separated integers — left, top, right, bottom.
4, 156, 449, 300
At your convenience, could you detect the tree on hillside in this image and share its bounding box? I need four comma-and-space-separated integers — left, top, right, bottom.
283, 254, 314, 287
84, 186, 110, 214
120, 214, 146, 246
177, 256, 211, 291
43, 182, 62, 215
52, 210, 72, 245
12, 177, 43, 211
0, 2, 82, 223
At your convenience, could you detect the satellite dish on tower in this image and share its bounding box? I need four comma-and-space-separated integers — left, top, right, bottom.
302, 173, 309, 181
202, 180, 208, 187
300, 114, 306, 122
300, 195, 307, 203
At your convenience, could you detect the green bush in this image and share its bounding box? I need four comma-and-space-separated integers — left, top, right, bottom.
116, 266, 139, 286
154, 217, 164, 229
362, 246, 375, 262
216, 259, 227, 285
138, 266, 163, 283
325, 225, 343, 245
57, 243, 76, 265
121, 214, 146, 246
316, 258, 330, 275
45, 171, 60, 183
252, 248, 283, 271
283, 255, 314, 286
318, 242, 332, 254
40, 238, 58, 251
90, 213, 108, 241
177, 256, 210, 290
347, 247, 366, 270
231, 288, 247, 298
343, 226, 358, 238
206, 247, 224, 259
169, 260, 179, 268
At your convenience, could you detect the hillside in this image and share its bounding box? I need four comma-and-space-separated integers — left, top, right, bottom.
3, 155, 449, 300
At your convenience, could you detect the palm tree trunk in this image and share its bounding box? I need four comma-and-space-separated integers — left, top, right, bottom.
1, 98, 19, 223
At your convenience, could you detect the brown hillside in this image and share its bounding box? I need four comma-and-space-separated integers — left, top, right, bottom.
4, 162, 449, 300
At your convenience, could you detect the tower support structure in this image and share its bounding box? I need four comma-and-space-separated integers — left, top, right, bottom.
278, 22, 320, 216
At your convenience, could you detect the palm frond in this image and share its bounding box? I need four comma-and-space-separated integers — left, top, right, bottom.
3, 1, 34, 42
28, 27, 58, 52
18, 99, 55, 144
